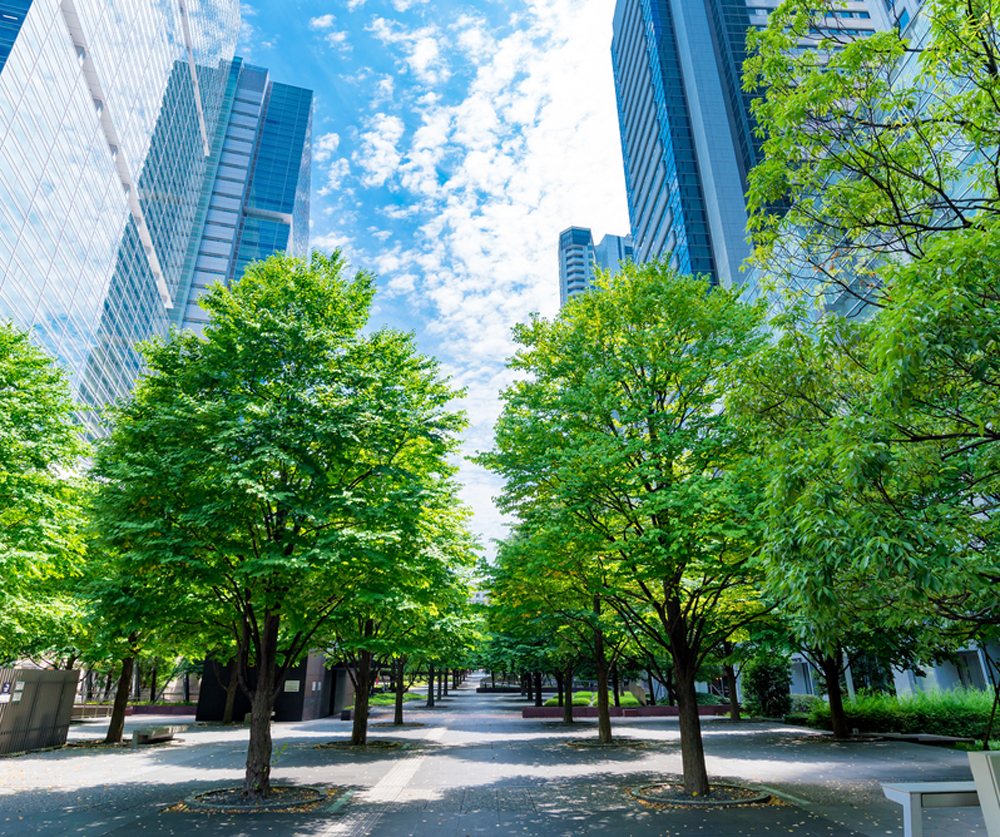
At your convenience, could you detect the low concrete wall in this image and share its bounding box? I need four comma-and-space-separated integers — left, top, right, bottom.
522, 704, 730, 719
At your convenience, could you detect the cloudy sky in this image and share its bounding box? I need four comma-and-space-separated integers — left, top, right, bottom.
239, 0, 630, 555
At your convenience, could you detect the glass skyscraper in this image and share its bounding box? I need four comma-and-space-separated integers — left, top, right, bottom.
176, 60, 312, 335
611, 0, 891, 286
0, 0, 312, 430
558, 226, 633, 307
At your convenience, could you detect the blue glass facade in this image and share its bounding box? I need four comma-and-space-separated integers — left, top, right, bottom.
613, 0, 896, 287
176, 61, 313, 334
612, 0, 722, 281
0, 0, 311, 432
0, 0, 30, 74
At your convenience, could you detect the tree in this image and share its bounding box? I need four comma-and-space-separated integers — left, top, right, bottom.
0, 321, 88, 661
93, 251, 465, 799
739, 0, 1000, 692
479, 265, 770, 795
330, 484, 477, 744
744, 0, 1000, 308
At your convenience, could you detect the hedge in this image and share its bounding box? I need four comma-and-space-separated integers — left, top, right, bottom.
807, 688, 997, 739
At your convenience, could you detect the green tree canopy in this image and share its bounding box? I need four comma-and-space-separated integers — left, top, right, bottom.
478, 264, 770, 795
93, 251, 466, 799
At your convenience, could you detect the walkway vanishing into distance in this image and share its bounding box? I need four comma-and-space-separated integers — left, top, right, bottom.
0, 676, 988, 836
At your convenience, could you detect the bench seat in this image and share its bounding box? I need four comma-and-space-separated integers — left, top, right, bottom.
881, 782, 979, 837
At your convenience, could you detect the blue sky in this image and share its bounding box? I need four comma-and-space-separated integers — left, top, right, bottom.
238, 0, 630, 554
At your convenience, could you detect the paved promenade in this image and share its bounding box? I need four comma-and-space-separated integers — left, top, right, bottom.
0, 678, 988, 836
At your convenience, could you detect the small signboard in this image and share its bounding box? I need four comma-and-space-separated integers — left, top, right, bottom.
284, 680, 300, 693
0, 683, 11, 703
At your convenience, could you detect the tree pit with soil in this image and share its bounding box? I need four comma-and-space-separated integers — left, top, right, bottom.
630, 782, 770, 807
177, 785, 329, 813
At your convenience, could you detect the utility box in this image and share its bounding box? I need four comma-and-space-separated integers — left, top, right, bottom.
968, 750, 1000, 837
0, 669, 80, 755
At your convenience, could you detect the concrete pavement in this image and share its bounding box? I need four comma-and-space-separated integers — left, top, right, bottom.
0, 677, 988, 836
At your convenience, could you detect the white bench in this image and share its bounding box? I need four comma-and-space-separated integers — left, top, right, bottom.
968, 751, 1000, 837
880, 782, 979, 837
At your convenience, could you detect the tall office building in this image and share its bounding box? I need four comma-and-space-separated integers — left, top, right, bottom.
0, 1, 312, 430
558, 226, 633, 307
611, 0, 891, 286
176, 61, 312, 335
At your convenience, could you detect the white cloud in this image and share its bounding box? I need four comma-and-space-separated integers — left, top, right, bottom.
368, 17, 450, 86
309, 13, 335, 29
317, 158, 351, 197
310, 0, 629, 554
346, 0, 367, 10
313, 132, 340, 163
353, 113, 406, 187
325, 31, 350, 50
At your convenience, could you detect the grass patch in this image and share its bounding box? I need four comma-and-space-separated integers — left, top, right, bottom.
366, 692, 422, 707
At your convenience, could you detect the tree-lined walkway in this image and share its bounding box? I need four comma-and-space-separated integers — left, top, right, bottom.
0, 676, 987, 836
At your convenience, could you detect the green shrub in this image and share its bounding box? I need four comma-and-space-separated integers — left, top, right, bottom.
955, 740, 1000, 751
743, 656, 793, 718
790, 693, 820, 714
572, 694, 592, 706
572, 691, 592, 701
695, 691, 727, 706
544, 696, 560, 707
620, 693, 640, 707
807, 688, 996, 738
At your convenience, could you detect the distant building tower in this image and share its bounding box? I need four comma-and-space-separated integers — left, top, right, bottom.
177, 61, 313, 335
558, 226, 633, 307
611, 0, 891, 286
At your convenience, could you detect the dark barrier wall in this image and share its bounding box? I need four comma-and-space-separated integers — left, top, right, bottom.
0, 669, 80, 754
197, 655, 339, 722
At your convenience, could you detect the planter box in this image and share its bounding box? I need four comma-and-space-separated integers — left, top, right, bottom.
522, 704, 730, 719
129, 704, 197, 716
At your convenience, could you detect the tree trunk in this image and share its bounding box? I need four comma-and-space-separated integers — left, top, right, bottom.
491, 669, 496, 689
593, 594, 613, 744
351, 623, 375, 745
612, 665, 621, 707
821, 654, 850, 740
443, 667, 449, 697
149, 668, 157, 706
426, 663, 435, 707
666, 668, 675, 705
437, 668, 444, 700
666, 598, 710, 796
646, 668, 656, 706
555, 673, 564, 707
723, 643, 741, 722
223, 663, 240, 724
243, 611, 280, 800
563, 663, 574, 724
534, 671, 543, 707
104, 656, 134, 744
394, 656, 406, 726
